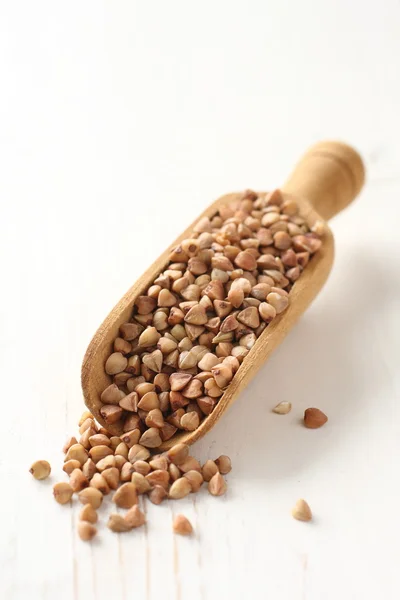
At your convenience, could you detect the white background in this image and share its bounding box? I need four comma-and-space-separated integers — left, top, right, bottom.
1, 2, 400, 599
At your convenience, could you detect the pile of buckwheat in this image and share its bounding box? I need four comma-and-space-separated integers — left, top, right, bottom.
30, 401, 327, 538
30, 409, 231, 540
99, 189, 323, 447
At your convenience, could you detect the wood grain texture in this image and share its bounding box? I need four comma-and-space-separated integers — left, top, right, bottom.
81, 141, 364, 448
283, 140, 365, 220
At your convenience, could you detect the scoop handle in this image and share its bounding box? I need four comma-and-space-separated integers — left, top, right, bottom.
282, 141, 365, 221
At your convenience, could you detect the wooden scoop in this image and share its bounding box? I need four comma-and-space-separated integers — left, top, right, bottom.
82, 141, 364, 449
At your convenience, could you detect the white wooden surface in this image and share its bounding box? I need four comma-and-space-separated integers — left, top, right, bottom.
1, 2, 400, 599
